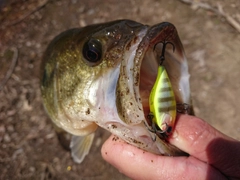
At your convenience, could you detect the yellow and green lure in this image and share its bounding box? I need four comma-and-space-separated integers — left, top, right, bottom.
149, 65, 176, 134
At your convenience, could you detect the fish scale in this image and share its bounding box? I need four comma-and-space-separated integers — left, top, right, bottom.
149, 66, 176, 131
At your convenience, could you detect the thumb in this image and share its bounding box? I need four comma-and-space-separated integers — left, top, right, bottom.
169, 114, 240, 179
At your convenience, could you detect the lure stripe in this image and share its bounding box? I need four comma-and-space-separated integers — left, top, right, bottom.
160, 87, 172, 92
158, 96, 175, 102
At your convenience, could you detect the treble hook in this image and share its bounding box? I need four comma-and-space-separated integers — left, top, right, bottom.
153, 41, 175, 65
145, 114, 172, 141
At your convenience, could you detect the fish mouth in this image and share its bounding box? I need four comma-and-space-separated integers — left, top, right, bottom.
133, 22, 191, 124
116, 21, 191, 126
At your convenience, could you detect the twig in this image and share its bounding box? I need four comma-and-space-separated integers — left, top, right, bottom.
0, 47, 18, 91
216, 3, 240, 33
178, 0, 240, 33
7, 0, 49, 27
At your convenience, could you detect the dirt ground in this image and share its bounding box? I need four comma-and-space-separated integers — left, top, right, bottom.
0, 0, 240, 179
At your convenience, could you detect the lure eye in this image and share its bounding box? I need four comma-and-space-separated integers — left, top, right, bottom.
82, 39, 102, 64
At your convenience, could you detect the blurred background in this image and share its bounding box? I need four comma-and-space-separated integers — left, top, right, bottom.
0, 0, 239, 179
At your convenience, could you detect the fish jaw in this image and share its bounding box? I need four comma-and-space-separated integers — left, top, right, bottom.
102, 22, 193, 155
92, 26, 174, 154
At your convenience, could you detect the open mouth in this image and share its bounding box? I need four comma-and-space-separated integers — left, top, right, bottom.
115, 21, 192, 131
134, 22, 192, 130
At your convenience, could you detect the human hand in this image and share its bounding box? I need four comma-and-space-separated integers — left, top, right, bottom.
101, 115, 240, 180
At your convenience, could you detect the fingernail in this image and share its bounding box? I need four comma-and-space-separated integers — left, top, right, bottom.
171, 129, 179, 139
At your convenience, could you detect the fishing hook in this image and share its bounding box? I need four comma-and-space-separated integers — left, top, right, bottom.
153, 41, 175, 65
145, 114, 171, 141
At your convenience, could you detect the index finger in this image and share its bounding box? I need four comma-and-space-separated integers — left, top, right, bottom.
101, 135, 225, 180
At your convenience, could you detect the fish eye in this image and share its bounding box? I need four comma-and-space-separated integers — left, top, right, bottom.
82, 39, 102, 64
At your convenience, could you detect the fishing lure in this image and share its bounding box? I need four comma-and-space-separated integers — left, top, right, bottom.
148, 41, 176, 135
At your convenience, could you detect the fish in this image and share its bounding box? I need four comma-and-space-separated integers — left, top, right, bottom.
41, 19, 194, 164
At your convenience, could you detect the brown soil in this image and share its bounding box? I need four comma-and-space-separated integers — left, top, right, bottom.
0, 0, 239, 179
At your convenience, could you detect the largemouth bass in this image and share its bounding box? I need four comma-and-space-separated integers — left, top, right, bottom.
41, 20, 193, 163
